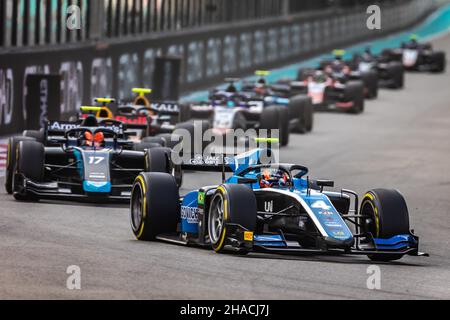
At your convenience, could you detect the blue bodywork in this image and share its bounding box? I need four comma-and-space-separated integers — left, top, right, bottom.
74, 147, 113, 194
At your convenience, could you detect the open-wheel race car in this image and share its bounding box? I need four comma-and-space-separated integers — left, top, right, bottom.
351, 47, 405, 89
382, 35, 446, 73
130, 147, 428, 262
71, 89, 201, 148
182, 77, 314, 147
5, 116, 182, 202
284, 68, 366, 114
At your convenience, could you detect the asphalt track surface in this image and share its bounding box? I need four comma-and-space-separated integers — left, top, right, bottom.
1, 35, 450, 300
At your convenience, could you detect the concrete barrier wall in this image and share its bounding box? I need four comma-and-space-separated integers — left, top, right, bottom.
0, 0, 435, 135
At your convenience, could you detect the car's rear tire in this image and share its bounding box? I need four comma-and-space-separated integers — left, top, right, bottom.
145, 147, 182, 187
345, 81, 365, 114
13, 141, 45, 201
289, 95, 313, 134
133, 142, 162, 152
157, 133, 182, 149
5, 137, 36, 194
360, 189, 410, 262
130, 173, 180, 241
260, 106, 290, 146
179, 103, 192, 122
23, 129, 45, 144
431, 51, 446, 73
361, 71, 379, 99
388, 62, 405, 89
208, 184, 257, 254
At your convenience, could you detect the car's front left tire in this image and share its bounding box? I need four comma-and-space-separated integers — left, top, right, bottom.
131, 173, 180, 241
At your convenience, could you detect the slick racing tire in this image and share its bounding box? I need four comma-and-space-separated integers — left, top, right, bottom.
179, 103, 192, 122
345, 81, 365, 114
145, 147, 182, 187
289, 95, 314, 134
431, 51, 446, 73
141, 136, 165, 146
5, 136, 36, 194
13, 141, 45, 201
130, 173, 180, 241
176, 121, 210, 153
208, 184, 257, 254
23, 129, 45, 144
133, 142, 162, 152
388, 62, 405, 89
360, 189, 410, 262
361, 70, 379, 99
260, 106, 290, 147
156, 133, 182, 150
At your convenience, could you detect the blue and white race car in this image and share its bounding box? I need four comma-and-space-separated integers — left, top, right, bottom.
183, 77, 314, 147
130, 148, 427, 262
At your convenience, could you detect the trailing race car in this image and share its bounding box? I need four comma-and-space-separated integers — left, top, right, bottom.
351, 47, 405, 89
284, 69, 365, 114
382, 35, 446, 73
72, 90, 195, 147
5, 116, 182, 202
240, 71, 314, 134
183, 78, 313, 147
130, 148, 427, 262
316, 50, 379, 99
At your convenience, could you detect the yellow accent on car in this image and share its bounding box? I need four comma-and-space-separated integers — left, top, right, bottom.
132, 88, 153, 96
80, 106, 102, 112
135, 175, 147, 240
254, 137, 280, 143
244, 231, 254, 242
255, 70, 271, 76
215, 187, 228, 252
95, 97, 116, 104
333, 49, 346, 57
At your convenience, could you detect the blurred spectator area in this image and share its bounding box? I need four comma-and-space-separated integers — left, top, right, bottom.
0, 0, 415, 49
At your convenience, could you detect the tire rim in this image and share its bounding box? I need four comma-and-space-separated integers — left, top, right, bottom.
208, 193, 225, 244
131, 183, 144, 233
360, 200, 377, 237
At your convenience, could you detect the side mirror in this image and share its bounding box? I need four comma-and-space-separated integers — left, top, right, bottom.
316, 180, 335, 191
237, 178, 258, 185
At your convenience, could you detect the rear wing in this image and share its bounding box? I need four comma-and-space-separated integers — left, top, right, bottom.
45, 120, 125, 138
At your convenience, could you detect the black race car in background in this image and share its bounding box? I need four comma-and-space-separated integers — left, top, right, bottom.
382, 35, 446, 73
313, 50, 379, 99
5, 116, 181, 202
351, 47, 405, 89
181, 78, 313, 147
280, 68, 365, 114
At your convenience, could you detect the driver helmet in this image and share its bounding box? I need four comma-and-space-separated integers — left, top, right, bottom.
84, 131, 105, 148
259, 168, 291, 189
312, 70, 327, 83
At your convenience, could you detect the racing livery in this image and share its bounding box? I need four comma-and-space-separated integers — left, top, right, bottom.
382, 35, 446, 72
130, 148, 427, 262
5, 116, 180, 202
351, 47, 405, 89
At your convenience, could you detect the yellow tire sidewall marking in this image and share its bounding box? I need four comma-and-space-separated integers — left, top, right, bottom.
364, 193, 380, 237
135, 175, 147, 239
215, 187, 228, 252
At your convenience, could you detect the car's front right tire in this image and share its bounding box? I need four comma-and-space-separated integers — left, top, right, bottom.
208, 184, 257, 254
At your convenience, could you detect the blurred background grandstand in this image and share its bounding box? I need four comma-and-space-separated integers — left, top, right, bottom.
0, 0, 444, 135
0, 0, 427, 48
